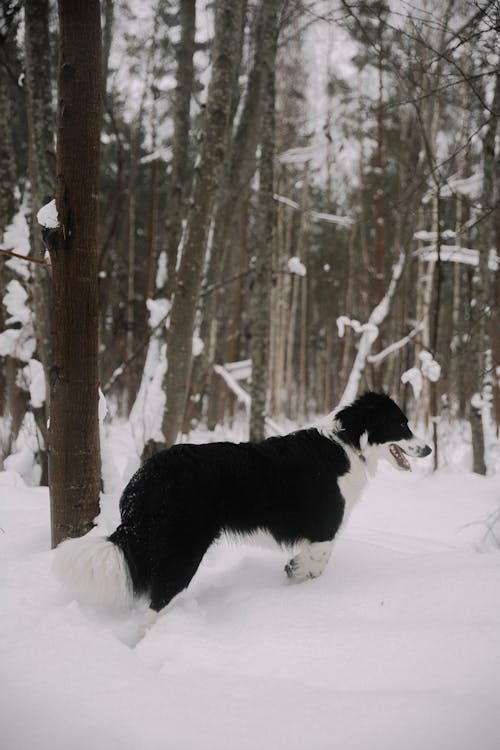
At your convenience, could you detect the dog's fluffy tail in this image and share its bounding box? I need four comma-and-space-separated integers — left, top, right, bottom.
53, 535, 133, 609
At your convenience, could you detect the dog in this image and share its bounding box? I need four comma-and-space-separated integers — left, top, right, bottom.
53, 392, 431, 628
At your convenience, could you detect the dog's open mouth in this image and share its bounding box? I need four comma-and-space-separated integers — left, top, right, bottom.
389, 444, 411, 471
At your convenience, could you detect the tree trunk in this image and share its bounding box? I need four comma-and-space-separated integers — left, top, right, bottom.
471, 65, 500, 475
0, 24, 18, 234
46, 0, 102, 547
185, 0, 272, 430
249, 0, 280, 441
24, 0, 55, 484
101, 0, 114, 103
164, 0, 196, 299
0, 3, 22, 467
161, 0, 245, 448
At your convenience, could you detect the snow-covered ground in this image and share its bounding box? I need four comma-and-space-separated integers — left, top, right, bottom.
1, 430, 500, 750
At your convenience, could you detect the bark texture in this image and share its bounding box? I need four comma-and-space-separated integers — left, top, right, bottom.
0, 4, 18, 232
162, 0, 245, 448
471, 66, 500, 475
164, 0, 196, 299
47, 0, 102, 546
249, 0, 281, 441
24, 0, 55, 483
187, 0, 275, 429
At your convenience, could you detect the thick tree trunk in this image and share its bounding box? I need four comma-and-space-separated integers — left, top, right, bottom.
47, 0, 102, 546
249, 0, 280, 441
161, 0, 245, 448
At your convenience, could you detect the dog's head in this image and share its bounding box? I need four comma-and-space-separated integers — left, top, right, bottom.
334, 392, 431, 471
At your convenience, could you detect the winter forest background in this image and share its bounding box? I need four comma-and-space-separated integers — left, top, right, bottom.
1, 3, 500, 747
0, 0, 499, 532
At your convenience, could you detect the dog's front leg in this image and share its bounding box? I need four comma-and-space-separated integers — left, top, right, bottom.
135, 607, 159, 643
285, 540, 333, 582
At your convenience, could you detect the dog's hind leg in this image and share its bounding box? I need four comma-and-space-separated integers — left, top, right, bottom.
149, 539, 212, 613
285, 540, 334, 582
136, 546, 209, 642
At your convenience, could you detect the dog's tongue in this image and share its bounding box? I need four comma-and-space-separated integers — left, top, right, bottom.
389, 444, 411, 471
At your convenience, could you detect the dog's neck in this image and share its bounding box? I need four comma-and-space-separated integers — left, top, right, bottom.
315, 411, 378, 475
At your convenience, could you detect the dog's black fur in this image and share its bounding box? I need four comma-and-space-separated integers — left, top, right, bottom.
102, 391, 429, 613
109, 428, 347, 611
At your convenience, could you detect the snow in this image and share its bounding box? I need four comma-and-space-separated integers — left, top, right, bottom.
0, 327, 36, 362
155, 251, 167, 290
439, 172, 483, 200
419, 351, 441, 383
22, 359, 46, 408
339, 253, 405, 406
1, 426, 500, 750
471, 392, 484, 411
36, 199, 59, 229
287, 256, 307, 276
213, 365, 284, 437
3, 279, 31, 326
0, 279, 36, 363
368, 325, 423, 366
415, 244, 499, 271
274, 194, 353, 229
192, 333, 204, 357
1, 199, 31, 280
401, 367, 423, 398
98, 388, 108, 423
2, 410, 43, 486
146, 297, 170, 328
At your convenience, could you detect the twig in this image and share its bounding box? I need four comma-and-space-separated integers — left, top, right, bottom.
102, 309, 171, 393
0, 247, 49, 267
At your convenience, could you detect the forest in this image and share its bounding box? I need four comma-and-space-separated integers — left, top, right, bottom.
2, 3, 500, 747
0, 0, 499, 541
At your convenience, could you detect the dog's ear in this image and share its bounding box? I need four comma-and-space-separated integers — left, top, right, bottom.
335, 402, 366, 450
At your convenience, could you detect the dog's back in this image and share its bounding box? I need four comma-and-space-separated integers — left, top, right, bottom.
106, 431, 348, 604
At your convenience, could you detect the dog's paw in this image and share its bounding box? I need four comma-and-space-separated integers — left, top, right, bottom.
285, 553, 319, 582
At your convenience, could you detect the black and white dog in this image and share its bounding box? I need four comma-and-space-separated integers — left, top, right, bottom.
54, 392, 431, 628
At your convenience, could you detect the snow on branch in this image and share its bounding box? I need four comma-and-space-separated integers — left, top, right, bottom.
288, 256, 307, 276
214, 363, 284, 436
415, 244, 499, 271
367, 323, 424, 366
422, 172, 482, 204
401, 351, 441, 398
338, 253, 405, 407
214, 364, 251, 408
36, 199, 59, 229
336, 316, 378, 338
273, 193, 353, 228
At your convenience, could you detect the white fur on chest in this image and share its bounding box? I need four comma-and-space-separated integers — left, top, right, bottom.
337, 445, 369, 520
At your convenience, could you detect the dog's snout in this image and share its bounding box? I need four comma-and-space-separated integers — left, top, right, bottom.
418, 444, 432, 457
400, 436, 432, 458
